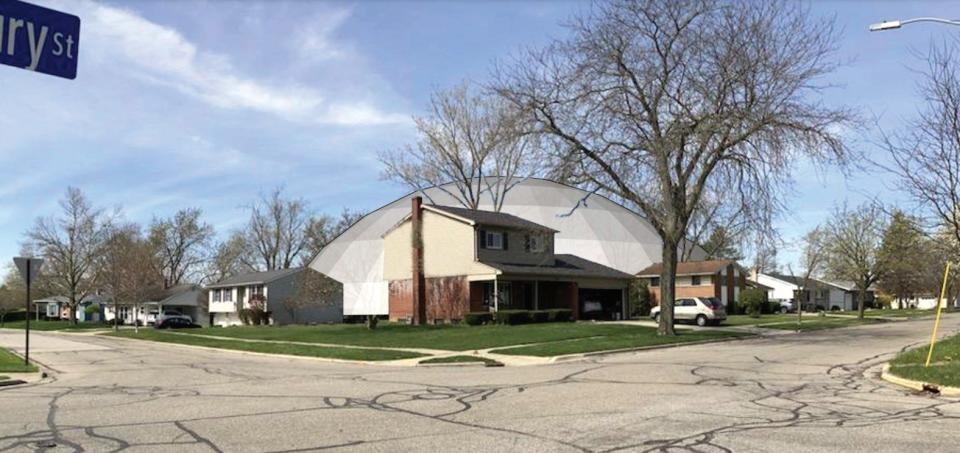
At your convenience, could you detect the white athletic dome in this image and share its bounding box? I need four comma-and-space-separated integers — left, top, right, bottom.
309, 178, 704, 316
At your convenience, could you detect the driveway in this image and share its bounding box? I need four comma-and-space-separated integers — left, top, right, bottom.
1, 316, 959, 452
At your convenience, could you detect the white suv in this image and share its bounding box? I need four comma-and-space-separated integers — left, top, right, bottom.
650, 297, 727, 327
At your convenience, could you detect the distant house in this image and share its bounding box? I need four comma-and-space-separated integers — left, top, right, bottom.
635, 260, 744, 310
381, 198, 634, 322
764, 273, 876, 311
32, 295, 104, 322
206, 268, 342, 327
750, 272, 798, 302
101, 284, 209, 326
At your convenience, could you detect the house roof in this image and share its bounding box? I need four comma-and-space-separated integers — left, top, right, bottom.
424, 204, 558, 233
766, 274, 877, 292
33, 294, 103, 305
159, 284, 206, 307
746, 279, 774, 291
481, 254, 634, 280
636, 260, 736, 277
206, 268, 302, 289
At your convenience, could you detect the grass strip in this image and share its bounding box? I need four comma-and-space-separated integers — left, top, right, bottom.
106, 330, 426, 361
172, 322, 678, 351
759, 317, 882, 331
889, 333, 960, 388
490, 329, 746, 357
419, 355, 500, 365
0, 348, 37, 373
2, 320, 112, 331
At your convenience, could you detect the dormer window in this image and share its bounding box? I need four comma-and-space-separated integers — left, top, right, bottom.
485, 231, 504, 250
526, 234, 546, 253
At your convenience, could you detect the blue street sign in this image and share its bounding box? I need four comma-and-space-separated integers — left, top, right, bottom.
0, 0, 79, 79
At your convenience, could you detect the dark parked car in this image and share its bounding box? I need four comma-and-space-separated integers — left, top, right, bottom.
155, 317, 201, 329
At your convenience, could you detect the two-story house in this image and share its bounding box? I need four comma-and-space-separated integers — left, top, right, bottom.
207, 268, 343, 326
382, 197, 634, 322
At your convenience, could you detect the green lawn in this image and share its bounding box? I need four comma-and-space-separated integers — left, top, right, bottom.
721, 314, 800, 326
490, 328, 745, 357
889, 333, 960, 387
1, 320, 112, 331
107, 330, 426, 361
759, 317, 883, 331
0, 347, 37, 373
419, 355, 500, 365
177, 323, 693, 351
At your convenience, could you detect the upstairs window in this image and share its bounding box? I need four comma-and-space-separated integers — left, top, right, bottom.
222, 288, 233, 302
212, 290, 222, 302
691, 275, 702, 286
485, 231, 504, 250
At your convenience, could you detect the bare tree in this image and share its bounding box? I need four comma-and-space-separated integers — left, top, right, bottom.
301, 208, 366, 266
880, 41, 960, 252
379, 82, 537, 211
246, 187, 312, 270
205, 232, 252, 283
495, 0, 850, 335
26, 187, 111, 325
787, 226, 826, 330
149, 208, 215, 289
824, 204, 888, 319
98, 224, 165, 332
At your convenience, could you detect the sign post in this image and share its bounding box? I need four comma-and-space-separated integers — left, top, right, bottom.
14, 257, 43, 367
0, 0, 80, 79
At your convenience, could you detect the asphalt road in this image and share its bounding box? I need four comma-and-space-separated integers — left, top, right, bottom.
1, 316, 959, 453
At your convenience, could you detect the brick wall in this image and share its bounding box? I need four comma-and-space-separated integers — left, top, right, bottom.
389, 276, 472, 322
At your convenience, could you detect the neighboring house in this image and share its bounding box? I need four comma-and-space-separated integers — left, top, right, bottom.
751, 272, 799, 302
32, 295, 104, 322
636, 260, 744, 310
310, 177, 707, 319
102, 286, 207, 326
207, 268, 342, 327
158, 284, 209, 326
382, 198, 634, 322
766, 274, 876, 311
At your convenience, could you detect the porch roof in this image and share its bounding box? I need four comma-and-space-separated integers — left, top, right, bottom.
480, 254, 633, 280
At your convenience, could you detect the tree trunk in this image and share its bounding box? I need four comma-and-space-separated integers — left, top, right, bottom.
857, 284, 866, 319
658, 240, 678, 336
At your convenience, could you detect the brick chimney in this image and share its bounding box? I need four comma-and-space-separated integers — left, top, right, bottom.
411, 196, 427, 325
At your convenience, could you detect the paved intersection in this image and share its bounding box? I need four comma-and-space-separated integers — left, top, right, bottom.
1, 316, 958, 452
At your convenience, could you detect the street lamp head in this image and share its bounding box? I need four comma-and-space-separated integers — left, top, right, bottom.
869, 20, 902, 31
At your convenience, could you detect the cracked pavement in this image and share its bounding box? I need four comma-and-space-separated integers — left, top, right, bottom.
1, 315, 959, 452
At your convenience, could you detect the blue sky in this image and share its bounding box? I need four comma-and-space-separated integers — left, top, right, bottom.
1, 0, 957, 270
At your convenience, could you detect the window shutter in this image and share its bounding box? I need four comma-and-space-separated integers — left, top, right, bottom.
478, 229, 486, 249
503, 232, 509, 250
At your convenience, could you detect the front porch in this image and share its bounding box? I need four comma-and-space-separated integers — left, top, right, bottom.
470, 279, 627, 321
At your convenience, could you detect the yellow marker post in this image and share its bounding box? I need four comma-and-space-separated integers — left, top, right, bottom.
925, 262, 952, 368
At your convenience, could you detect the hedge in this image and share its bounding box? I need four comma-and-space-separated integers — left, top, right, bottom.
463, 312, 493, 326
490, 309, 574, 325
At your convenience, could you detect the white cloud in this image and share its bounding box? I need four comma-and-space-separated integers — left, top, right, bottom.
53, 0, 405, 126
295, 9, 354, 62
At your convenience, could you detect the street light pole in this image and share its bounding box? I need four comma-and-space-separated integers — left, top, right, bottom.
870, 17, 960, 31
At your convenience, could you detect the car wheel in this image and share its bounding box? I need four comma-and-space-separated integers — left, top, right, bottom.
780, 307, 789, 314
696, 315, 707, 327
653, 312, 660, 323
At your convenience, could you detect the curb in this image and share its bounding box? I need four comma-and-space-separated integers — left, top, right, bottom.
881, 363, 960, 397
485, 333, 756, 364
